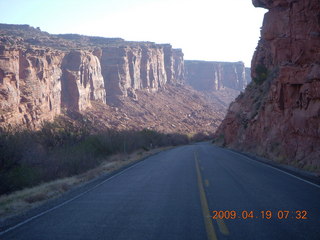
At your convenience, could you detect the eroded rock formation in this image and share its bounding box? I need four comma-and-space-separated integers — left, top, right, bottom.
0, 24, 186, 128
0, 47, 63, 128
216, 0, 320, 170
61, 50, 106, 111
173, 49, 185, 84
184, 60, 251, 92
100, 44, 184, 102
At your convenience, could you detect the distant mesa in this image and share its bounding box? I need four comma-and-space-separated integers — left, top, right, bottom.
185, 60, 251, 92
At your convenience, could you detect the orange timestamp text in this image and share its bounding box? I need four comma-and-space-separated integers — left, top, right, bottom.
212, 210, 308, 220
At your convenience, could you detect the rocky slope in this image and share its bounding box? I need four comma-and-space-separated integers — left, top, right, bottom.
83, 84, 226, 136
216, 0, 320, 172
185, 60, 251, 91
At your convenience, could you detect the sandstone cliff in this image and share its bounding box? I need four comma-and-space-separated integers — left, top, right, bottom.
99, 44, 185, 102
0, 24, 185, 128
173, 49, 185, 84
61, 50, 106, 111
0, 46, 63, 128
184, 60, 251, 92
216, 0, 320, 171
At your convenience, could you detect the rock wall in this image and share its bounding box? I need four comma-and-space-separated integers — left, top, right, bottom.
0, 46, 108, 128
184, 60, 250, 92
173, 49, 185, 84
216, 0, 320, 169
0, 25, 186, 128
100, 43, 184, 102
245, 67, 251, 87
0, 47, 63, 128
61, 50, 106, 111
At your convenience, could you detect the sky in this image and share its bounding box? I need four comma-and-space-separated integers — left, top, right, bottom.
0, 0, 267, 67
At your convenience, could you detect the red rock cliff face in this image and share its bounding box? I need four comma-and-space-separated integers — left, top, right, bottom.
184, 61, 250, 91
0, 46, 107, 128
61, 50, 106, 111
100, 43, 184, 102
0, 24, 186, 128
0, 47, 63, 128
173, 49, 185, 84
216, 0, 320, 170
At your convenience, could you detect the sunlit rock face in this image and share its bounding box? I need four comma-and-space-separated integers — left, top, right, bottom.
184, 61, 250, 91
0, 24, 186, 128
61, 50, 106, 111
216, 0, 320, 169
100, 43, 184, 103
0, 47, 63, 128
0, 46, 107, 128
172, 49, 185, 84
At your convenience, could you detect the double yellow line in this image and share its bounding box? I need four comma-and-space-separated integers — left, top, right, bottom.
194, 151, 229, 240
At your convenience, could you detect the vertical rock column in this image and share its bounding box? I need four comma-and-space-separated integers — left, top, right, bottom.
61, 50, 106, 111
173, 49, 185, 84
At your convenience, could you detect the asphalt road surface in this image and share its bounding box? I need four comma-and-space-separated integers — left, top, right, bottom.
1, 142, 320, 240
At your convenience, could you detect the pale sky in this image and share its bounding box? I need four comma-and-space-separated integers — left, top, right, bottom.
0, 0, 267, 67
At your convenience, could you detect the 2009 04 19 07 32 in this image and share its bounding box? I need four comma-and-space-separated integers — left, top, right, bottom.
212, 210, 308, 220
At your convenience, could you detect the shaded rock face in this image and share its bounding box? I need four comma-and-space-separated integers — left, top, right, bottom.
0, 47, 63, 128
173, 49, 185, 84
184, 61, 250, 91
216, 0, 320, 169
100, 44, 184, 102
61, 51, 105, 111
245, 68, 251, 87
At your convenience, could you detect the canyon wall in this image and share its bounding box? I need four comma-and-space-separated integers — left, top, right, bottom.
100, 44, 185, 102
216, 0, 320, 170
0, 47, 63, 128
173, 49, 185, 84
61, 50, 106, 111
0, 25, 185, 128
184, 60, 251, 92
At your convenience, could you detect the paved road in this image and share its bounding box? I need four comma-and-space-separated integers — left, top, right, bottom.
1, 143, 320, 240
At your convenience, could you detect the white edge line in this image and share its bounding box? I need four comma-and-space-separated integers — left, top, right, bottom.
0, 160, 145, 236
224, 148, 320, 190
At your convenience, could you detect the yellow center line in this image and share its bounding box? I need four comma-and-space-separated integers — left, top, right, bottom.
194, 151, 218, 240
216, 219, 230, 235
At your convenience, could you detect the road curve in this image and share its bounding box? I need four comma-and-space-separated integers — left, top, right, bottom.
1, 142, 319, 240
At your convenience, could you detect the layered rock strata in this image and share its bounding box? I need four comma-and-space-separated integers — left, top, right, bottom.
0, 47, 63, 128
61, 50, 106, 111
100, 44, 184, 102
216, 0, 320, 169
173, 49, 185, 84
0, 25, 186, 128
184, 60, 251, 92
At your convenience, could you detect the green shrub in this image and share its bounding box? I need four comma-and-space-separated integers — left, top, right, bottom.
0, 119, 192, 195
253, 64, 268, 85
0, 165, 41, 194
